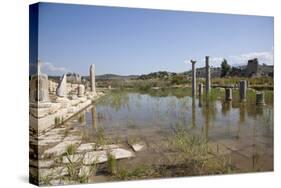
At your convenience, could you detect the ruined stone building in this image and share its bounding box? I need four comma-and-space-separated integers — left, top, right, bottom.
244, 58, 273, 77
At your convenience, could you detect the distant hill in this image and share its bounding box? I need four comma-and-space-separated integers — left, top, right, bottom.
45, 59, 273, 83
83, 74, 139, 80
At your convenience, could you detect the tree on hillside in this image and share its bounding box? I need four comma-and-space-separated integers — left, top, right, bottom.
221, 59, 231, 77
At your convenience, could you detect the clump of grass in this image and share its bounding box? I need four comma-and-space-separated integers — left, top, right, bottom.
39, 174, 52, 186
65, 144, 77, 156
200, 155, 235, 174
107, 152, 117, 175
95, 127, 106, 147
127, 136, 141, 146
252, 153, 261, 171
63, 145, 97, 184
113, 165, 153, 180
170, 123, 209, 158
78, 163, 97, 183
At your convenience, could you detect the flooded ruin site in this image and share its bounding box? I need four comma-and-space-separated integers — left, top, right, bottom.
30, 87, 273, 185
29, 3, 274, 186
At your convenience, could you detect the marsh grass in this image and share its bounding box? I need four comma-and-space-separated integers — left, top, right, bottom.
167, 123, 236, 175
170, 123, 209, 158
127, 135, 142, 146
95, 127, 106, 147
212, 77, 273, 87
63, 145, 97, 184
107, 152, 117, 175
252, 153, 261, 171
65, 144, 77, 156
39, 174, 52, 186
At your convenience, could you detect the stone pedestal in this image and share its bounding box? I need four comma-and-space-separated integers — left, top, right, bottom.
205, 56, 211, 95
239, 80, 247, 102
30, 74, 49, 103
225, 88, 232, 101
29, 63, 52, 120
198, 83, 203, 97
256, 92, 265, 105
78, 84, 85, 97
190, 60, 196, 97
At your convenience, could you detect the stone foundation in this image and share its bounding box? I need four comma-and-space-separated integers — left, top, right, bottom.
30, 91, 105, 133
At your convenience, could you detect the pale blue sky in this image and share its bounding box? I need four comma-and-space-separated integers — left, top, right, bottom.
33, 3, 273, 76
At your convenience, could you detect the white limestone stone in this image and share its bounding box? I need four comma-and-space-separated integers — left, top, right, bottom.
62, 154, 83, 164
70, 99, 80, 106
49, 103, 62, 114
77, 143, 96, 153
83, 147, 135, 165
110, 148, 135, 159
78, 166, 93, 178
43, 140, 81, 157
131, 142, 146, 152
63, 135, 82, 142
30, 159, 54, 168
83, 150, 107, 165
38, 134, 64, 146
56, 97, 70, 108
30, 107, 50, 118
56, 74, 67, 97
39, 167, 68, 179
45, 127, 67, 136
67, 106, 77, 114
78, 84, 85, 97
69, 95, 78, 100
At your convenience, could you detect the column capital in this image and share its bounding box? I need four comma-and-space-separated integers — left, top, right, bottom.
190, 60, 196, 64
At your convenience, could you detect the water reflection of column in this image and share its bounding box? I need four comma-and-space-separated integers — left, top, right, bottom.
236, 103, 246, 139
256, 106, 264, 116
78, 111, 86, 124
204, 100, 210, 142
191, 98, 196, 128
221, 101, 232, 115
198, 96, 202, 108
239, 103, 246, 123
91, 106, 98, 131
198, 83, 203, 108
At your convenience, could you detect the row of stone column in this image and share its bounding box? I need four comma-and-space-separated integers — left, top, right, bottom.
30, 63, 97, 103
190, 58, 265, 105
190, 56, 211, 97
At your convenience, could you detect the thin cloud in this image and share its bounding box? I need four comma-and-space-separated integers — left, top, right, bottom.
230, 51, 273, 65
184, 56, 225, 69
184, 51, 273, 68
39, 62, 67, 73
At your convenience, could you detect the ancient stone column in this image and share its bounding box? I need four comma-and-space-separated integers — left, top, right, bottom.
256, 92, 265, 105
56, 74, 67, 97
90, 64, 97, 95
190, 60, 196, 97
239, 80, 247, 102
78, 84, 85, 97
225, 88, 232, 101
198, 83, 204, 97
205, 56, 211, 95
